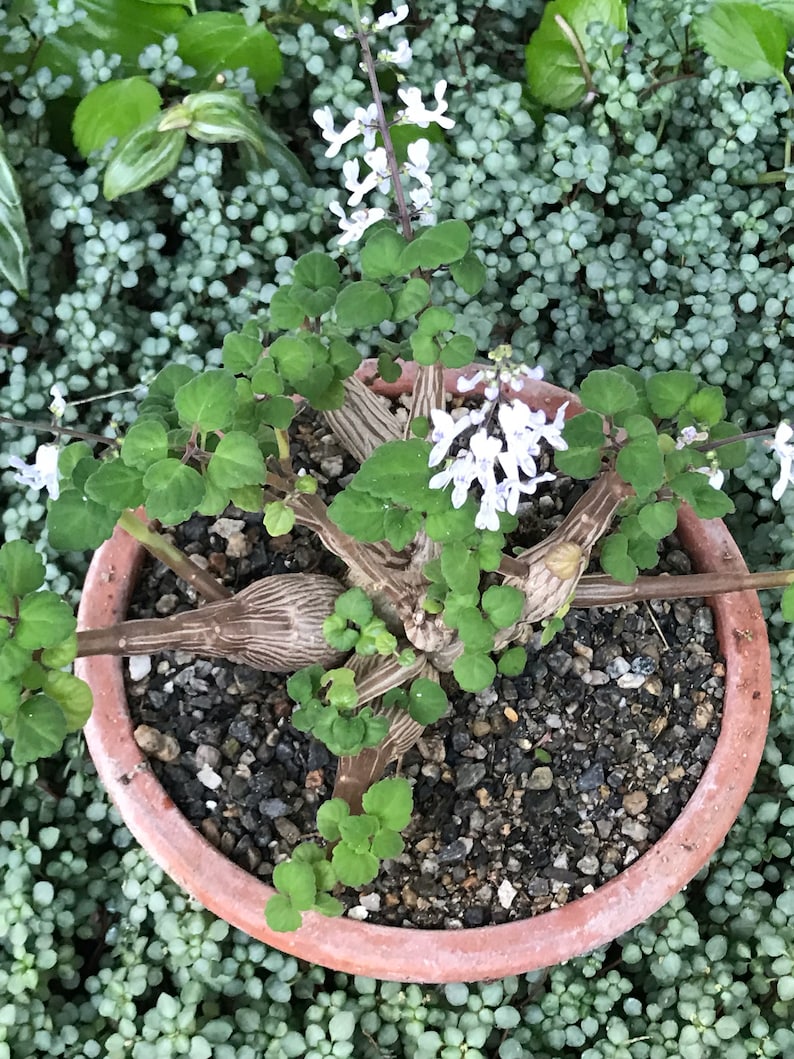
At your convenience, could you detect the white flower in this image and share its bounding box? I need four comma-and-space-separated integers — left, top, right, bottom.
769, 421, 794, 501
342, 147, 391, 207
9, 443, 61, 500
328, 201, 386, 246
429, 450, 477, 509
373, 5, 410, 31
675, 425, 707, 450
48, 384, 66, 419
377, 39, 412, 66
396, 80, 455, 130
696, 464, 725, 491
428, 408, 477, 467
333, 24, 354, 40
457, 371, 484, 394
404, 137, 432, 189
313, 103, 379, 158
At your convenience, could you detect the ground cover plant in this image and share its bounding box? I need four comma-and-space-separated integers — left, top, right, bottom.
1, 0, 794, 1045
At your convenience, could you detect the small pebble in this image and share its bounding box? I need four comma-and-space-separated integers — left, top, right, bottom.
606, 657, 630, 679
348, 906, 369, 921
196, 763, 223, 790
617, 673, 646, 689
128, 656, 152, 682
133, 724, 180, 763
527, 766, 553, 791
576, 855, 599, 875
622, 791, 649, 816
621, 819, 650, 842
497, 879, 518, 909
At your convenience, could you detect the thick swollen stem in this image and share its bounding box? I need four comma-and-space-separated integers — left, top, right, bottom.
76, 572, 347, 672
323, 374, 402, 463
573, 568, 794, 608
117, 510, 232, 603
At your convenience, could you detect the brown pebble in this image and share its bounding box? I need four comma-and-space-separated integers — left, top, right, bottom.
305, 769, 324, 789
475, 787, 491, 808
200, 818, 222, 848
471, 719, 492, 738
503, 706, 518, 723
623, 791, 649, 816
384, 893, 400, 908
401, 885, 418, 909
692, 700, 714, 730
133, 724, 180, 763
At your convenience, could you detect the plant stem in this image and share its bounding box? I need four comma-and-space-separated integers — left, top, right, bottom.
573, 568, 794, 608
554, 15, 595, 101
0, 414, 118, 449
117, 510, 232, 602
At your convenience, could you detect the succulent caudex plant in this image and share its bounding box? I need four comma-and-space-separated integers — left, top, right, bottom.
2, 0, 794, 929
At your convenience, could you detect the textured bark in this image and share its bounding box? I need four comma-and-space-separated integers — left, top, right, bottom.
76, 573, 347, 672
573, 568, 794, 607
407, 363, 445, 432
323, 374, 402, 463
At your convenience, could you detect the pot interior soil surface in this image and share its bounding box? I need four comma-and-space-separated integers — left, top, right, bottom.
122, 406, 724, 930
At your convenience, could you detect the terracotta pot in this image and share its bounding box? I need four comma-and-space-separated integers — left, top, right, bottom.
77, 363, 771, 983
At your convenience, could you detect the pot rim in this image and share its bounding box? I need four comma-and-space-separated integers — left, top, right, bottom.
77, 364, 771, 982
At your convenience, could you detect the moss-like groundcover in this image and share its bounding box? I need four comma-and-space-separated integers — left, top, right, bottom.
2, 0, 794, 1054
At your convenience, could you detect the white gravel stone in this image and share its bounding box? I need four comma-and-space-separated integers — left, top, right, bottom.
497, 879, 518, 909
196, 763, 223, 790
128, 655, 152, 681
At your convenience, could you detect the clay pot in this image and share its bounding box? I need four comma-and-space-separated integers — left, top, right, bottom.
77, 364, 771, 982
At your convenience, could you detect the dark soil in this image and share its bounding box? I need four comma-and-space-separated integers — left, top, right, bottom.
123, 404, 724, 929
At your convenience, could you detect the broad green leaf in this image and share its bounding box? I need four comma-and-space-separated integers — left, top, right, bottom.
615, 436, 665, 498
0, 136, 30, 295
440, 334, 476, 368
314, 893, 344, 917
525, 0, 628, 108
174, 369, 238, 431
103, 116, 186, 200
0, 680, 22, 719
268, 335, 315, 384
322, 614, 359, 651
334, 587, 373, 627
0, 640, 31, 682
0, 540, 45, 597
370, 829, 404, 860
360, 228, 409, 280
449, 251, 487, 295
418, 306, 455, 336
263, 501, 295, 537
453, 651, 497, 693
223, 330, 263, 373
755, 0, 794, 35
441, 543, 480, 596
599, 532, 638, 583
47, 491, 120, 552
40, 631, 78, 669
265, 893, 302, 932
481, 584, 525, 629
383, 508, 423, 551
287, 665, 323, 705
668, 472, 735, 519
6, 693, 67, 765
338, 814, 377, 852
328, 339, 361, 379
176, 13, 282, 95
710, 422, 747, 470
407, 679, 448, 726
8, 0, 188, 87
335, 282, 393, 328
272, 859, 317, 910
455, 608, 496, 652
392, 277, 430, 321
207, 432, 266, 488
327, 489, 388, 542
293, 251, 342, 290
121, 419, 169, 470
15, 592, 77, 650
685, 386, 726, 428
316, 798, 350, 842
556, 411, 606, 478
142, 460, 205, 524
85, 461, 145, 510
58, 442, 94, 481
42, 671, 92, 731
498, 646, 527, 677
288, 282, 337, 317
72, 78, 162, 157
350, 439, 434, 506
580, 369, 638, 416
249, 363, 285, 397
258, 396, 295, 430
331, 845, 379, 887
697, 1, 788, 83
645, 371, 699, 418
637, 501, 678, 539
398, 220, 471, 271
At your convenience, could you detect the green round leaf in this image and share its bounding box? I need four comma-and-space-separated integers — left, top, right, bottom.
272, 859, 317, 909
176, 12, 283, 95
42, 671, 93, 731
6, 693, 67, 765
398, 220, 472, 271
265, 893, 302, 933
335, 281, 393, 329
142, 459, 205, 524
645, 371, 699, 418
453, 651, 497, 693
637, 501, 678, 539
174, 369, 238, 431
481, 584, 525, 629
15, 592, 76, 650
392, 277, 430, 321
47, 492, 120, 552
263, 501, 295, 537
498, 646, 527, 677
0, 540, 46, 597
85, 460, 146, 510
361, 776, 413, 831
360, 228, 409, 280
207, 432, 266, 488
580, 369, 639, 416
72, 77, 162, 157
407, 678, 448, 725
599, 533, 638, 584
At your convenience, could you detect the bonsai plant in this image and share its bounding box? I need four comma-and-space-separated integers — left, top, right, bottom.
0, 0, 791, 974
